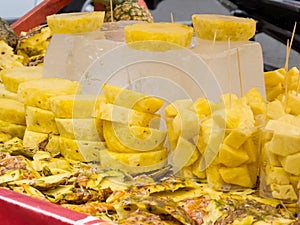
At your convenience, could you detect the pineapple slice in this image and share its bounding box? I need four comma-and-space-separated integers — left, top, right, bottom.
192, 14, 256, 41
287, 91, 300, 115
266, 100, 286, 120
99, 148, 168, 174
22, 129, 60, 156
17, 78, 81, 111
242, 88, 266, 116
95, 103, 160, 128
59, 137, 106, 162
49, 94, 106, 118
0, 119, 25, 138
47, 12, 105, 34
124, 22, 194, 50
102, 83, 164, 114
0, 98, 25, 125
0, 83, 18, 100
0, 66, 43, 93
55, 118, 104, 141
103, 120, 166, 153
25, 106, 59, 134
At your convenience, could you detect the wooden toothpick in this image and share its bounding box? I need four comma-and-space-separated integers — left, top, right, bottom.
110, 0, 114, 23
227, 38, 232, 107
236, 48, 243, 96
170, 12, 174, 23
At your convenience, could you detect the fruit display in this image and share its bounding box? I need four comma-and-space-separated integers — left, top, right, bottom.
0, 11, 299, 225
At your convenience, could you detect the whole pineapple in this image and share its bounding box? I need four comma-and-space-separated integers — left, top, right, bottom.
102, 0, 153, 23
0, 18, 18, 49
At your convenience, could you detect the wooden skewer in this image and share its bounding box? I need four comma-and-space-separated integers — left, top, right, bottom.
110, 0, 114, 23
236, 48, 243, 96
170, 12, 174, 23
227, 38, 232, 107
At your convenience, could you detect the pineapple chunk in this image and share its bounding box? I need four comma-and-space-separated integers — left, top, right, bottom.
55, 118, 104, 141
192, 14, 256, 41
124, 22, 194, 50
0, 119, 25, 138
0, 98, 25, 125
99, 148, 168, 174
264, 142, 281, 166
218, 144, 249, 167
287, 67, 299, 91
102, 83, 164, 114
0, 66, 43, 93
59, 137, 106, 162
264, 68, 285, 88
270, 184, 297, 201
194, 97, 212, 118
25, 106, 59, 134
243, 137, 258, 163
206, 166, 224, 190
223, 127, 251, 149
165, 117, 178, 151
95, 103, 160, 128
265, 165, 290, 185
219, 165, 253, 188
242, 88, 266, 115
103, 120, 166, 153
266, 83, 283, 102
287, 91, 300, 115
49, 94, 106, 118
266, 100, 286, 120
47, 11, 105, 34
17, 78, 81, 111
280, 152, 300, 175
22, 129, 60, 156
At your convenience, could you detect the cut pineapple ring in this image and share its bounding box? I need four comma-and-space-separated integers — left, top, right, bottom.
192, 14, 256, 41
124, 22, 194, 50
47, 11, 105, 34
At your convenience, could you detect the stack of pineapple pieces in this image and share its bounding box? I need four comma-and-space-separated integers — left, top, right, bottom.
165, 88, 266, 191
96, 84, 168, 174
260, 67, 300, 201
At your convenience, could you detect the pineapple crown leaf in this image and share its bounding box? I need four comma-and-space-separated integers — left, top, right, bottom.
94, 0, 137, 6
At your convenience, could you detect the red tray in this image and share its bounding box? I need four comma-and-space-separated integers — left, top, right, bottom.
0, 188, 114, 225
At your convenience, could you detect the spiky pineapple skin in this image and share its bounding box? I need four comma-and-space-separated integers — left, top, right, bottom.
0, 18, 18, 49
104, 1, 153, 23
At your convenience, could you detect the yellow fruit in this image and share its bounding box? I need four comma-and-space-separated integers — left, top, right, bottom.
266, 83, 283, 102
103, 120, 166, 153
171, 136, 199, 168
0, 98, 25, 125
287, 91, 300, 115
264, 68, 285, 88
219, 165, 253, 188
49, 94, 106, 118
218, 144, 249, 167
242, 88, 266, 115
47, 12, 105, 34
280, 152, 300, 175
124, 22, 194, 50
0, 66, 43, 93
22, 129, 60, 156
17, 78, 81, 111
192, 14, 256, 41
270, 184, 297, 201
25, 106, 59, 134
99, 148, 168, 174
265, 165, 290, 185
0, 119, 25, 138
191, 158, 206, 179
95, 103, 160, 128
223, 128, 251, 149
0, 84, 18, 100
55, 118, 104, 141
102, 83, 164, 114
59, 137, 106, 162
194, 97, 212, 118
266, 100, 286, 120
0, 40, 24, 70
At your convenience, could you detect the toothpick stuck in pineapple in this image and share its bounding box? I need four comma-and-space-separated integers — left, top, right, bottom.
236, 48, 243, 96
110, 0, 114, 22
227, 38, 232, 107
170, 12, 174, 23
